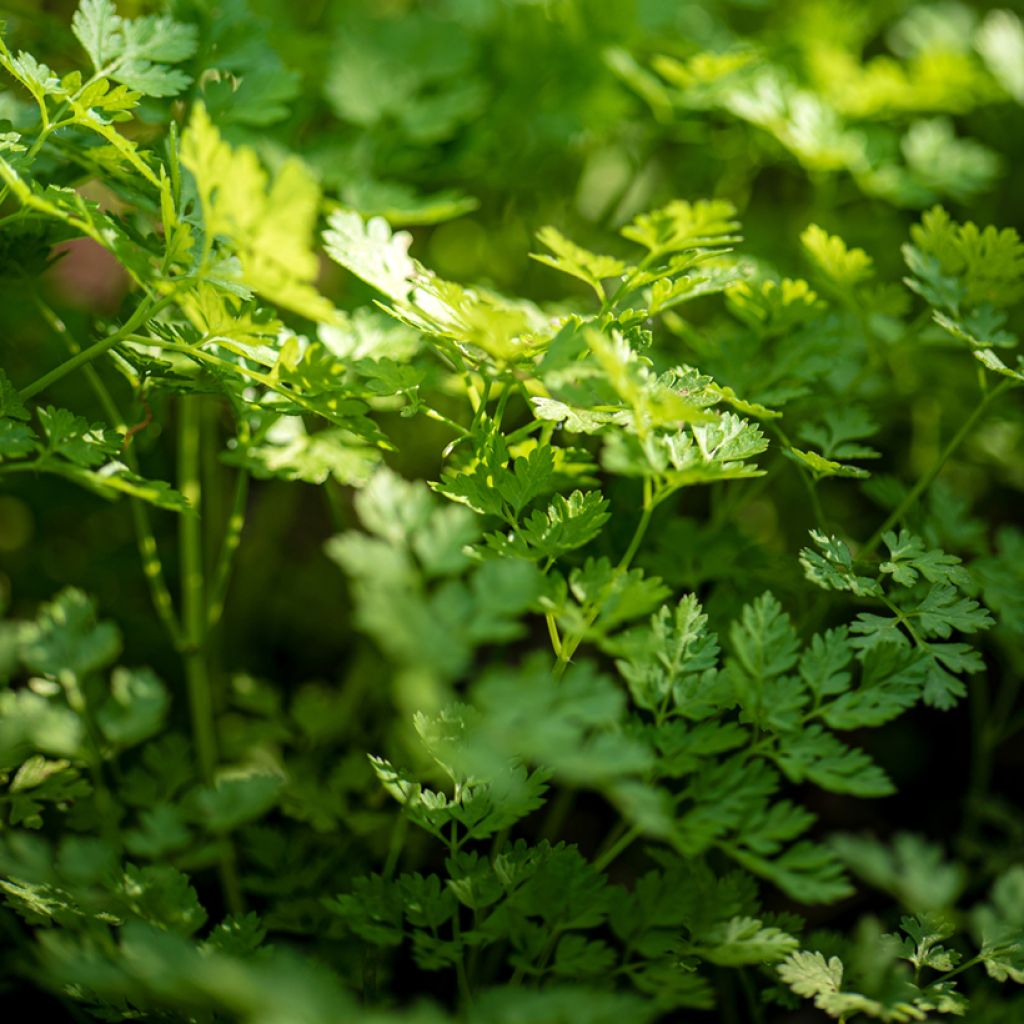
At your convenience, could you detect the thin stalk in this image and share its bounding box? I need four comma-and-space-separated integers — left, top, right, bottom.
422, 406, 471, 437
178, 395, 245, 915
178, 396, 216, 779
448, 819, 473, 1006
592, 825, 641, 873
923, 954, 984, 989
19, 293, 175, 401
616, 477, 653, 570
381, 814, 408, 881
545, 613, 562, 658
861, 378, 1014, 557
739, 966, 766, 1024
206, 468, 249, 631
130, 498, 185, 650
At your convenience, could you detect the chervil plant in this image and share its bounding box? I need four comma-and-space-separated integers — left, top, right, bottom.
1, 2, 1023, 1022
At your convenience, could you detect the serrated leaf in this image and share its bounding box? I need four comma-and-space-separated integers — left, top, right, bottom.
72, 0, 197, 98
532, 226, 627, 301
182, 103, 336, 321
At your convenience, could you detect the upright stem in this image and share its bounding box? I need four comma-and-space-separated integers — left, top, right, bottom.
448, 819, 473, 1006
619, 478, 654, 569
861, 378, 1013, 557
178, 395, 217, 782
206, 468, 250, 631
178, 395, 245, 915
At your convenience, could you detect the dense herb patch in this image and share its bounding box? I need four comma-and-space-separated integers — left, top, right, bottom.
1, 2, 1023, 1022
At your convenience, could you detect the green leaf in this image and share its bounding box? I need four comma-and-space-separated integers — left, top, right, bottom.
72, 0, 197, 98
822, 643, 924, 729
974, 866, 1024, 984
801, 224, 874, 294
566, 557, 671, 638
182, 103, 336, 321
973, 347, 1024, 381
730, 840, 852, 904
551, 934, 617, 977
905, 206, 1024, 309
728, 591, 800, 682
0, 691, 85, 768
117, 863, 207, 934
96, 667, 169, 748
194, 772, 283, 833
0, 418, 37, 460
691, 915, 799, 965
488, 490, 610, 561
468, 658, 652, 786
37, 406, 116, 467
532, 226, 627, 301
800, 531, 883, 597
832, 832, 965, 913
914, 583, 993, 637
880, 531, 972, 588
774, 725, 894, 797
799, 406, 880, 462
896, 913, 961, 973
785, 445, 870, 480
496, 445, 555, 516
226, 420, 381, 487
20, 588, 121, 681
726, 277, 825, 336
614, 594, 724, 716
778, 950, 845, 1001
621, 199, 741, 258
322, 209, 416, 303
977, 9, 1024, 103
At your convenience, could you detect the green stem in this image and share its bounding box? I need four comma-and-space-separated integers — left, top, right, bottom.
617, 477, 653, 570
178, 396, 216, 780
422, 406, 470, 437
130, 493, 186, 650
206, 468, 249, 631
739, 966, 766, 1024
381, 813, 408, 881
19, 294, 175, 401
924, 954, 984, 989
592, 825, 640, 873
861, 378, 1014, 557
448, 819, 473, 1006
545, 612, 562, 658
178, 395, 245, 916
